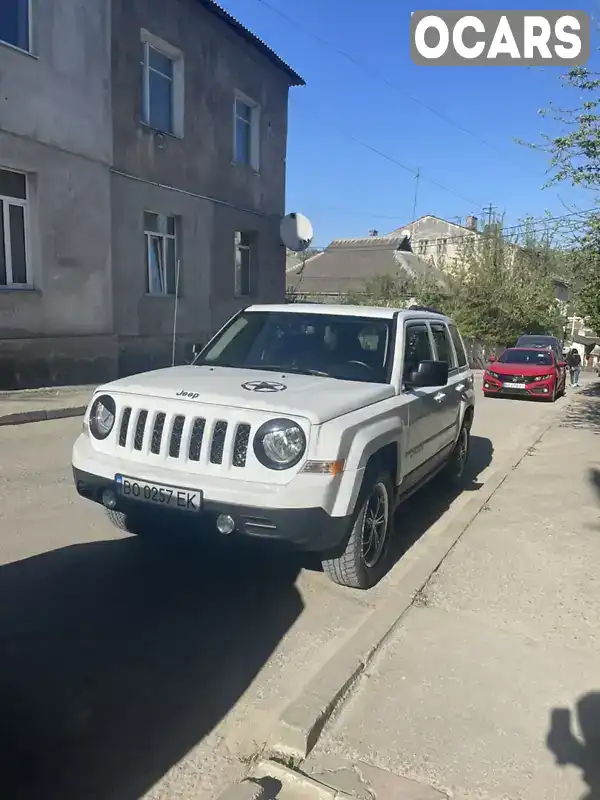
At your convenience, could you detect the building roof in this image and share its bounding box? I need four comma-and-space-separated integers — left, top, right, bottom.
387, 215, 480, 238
197, 0, 305, 85
286, 235, 444, 295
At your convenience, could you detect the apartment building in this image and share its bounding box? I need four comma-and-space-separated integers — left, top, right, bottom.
0, 0, 303, 388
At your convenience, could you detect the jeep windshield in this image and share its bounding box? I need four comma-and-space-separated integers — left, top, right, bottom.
194, 311, 394, 384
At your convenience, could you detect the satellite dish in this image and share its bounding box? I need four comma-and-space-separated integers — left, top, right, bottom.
400, 228, 412, 239
280, 212, 313, 252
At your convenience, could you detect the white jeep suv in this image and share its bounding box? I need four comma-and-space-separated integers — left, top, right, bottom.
72, 304, 475, 589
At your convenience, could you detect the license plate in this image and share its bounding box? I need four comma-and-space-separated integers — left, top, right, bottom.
115, 475, 202, 512
503, 382, 526, 389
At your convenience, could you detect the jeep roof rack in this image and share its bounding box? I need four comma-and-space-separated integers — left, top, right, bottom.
407, 304, 444, 314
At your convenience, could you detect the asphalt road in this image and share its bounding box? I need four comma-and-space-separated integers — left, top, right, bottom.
0, 381, 573, 799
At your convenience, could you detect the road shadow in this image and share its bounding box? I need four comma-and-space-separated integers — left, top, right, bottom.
0, 536, 304, 800
547, 693, 600, 800
390, 434, 494, 564
559, 380, 600, 435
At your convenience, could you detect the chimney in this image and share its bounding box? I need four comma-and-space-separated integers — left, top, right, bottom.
465, 215, 478, 231
368, 229, 379, 237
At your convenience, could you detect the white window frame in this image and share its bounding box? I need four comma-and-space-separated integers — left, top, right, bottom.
144, 212, 177, 296
140, 29, 184, 138
234, 231, 254, 298
0, 0, 33, 55
0, 168, 31, 289
233, 92, 260, 171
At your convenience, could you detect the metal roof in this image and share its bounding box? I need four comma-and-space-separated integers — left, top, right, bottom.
196, 0, 305, 86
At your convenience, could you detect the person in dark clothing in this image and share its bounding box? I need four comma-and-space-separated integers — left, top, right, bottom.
566, 348, 582, 387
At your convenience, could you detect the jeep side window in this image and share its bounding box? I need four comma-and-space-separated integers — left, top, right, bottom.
430, 322, 457, 372
448, 324, 468, 369
403, 323, 433, 382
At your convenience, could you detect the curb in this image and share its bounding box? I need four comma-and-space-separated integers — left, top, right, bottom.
0, 405, 87, 427
266, 394, 574, 762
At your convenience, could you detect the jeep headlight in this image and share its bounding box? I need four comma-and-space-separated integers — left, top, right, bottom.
253, 418, 306, 470
88, 394, 116, 440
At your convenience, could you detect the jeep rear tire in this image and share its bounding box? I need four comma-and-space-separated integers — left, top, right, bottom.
322, 470, 393, 590
440, 423, 470, 488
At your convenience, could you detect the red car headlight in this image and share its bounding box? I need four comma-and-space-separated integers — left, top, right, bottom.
533, 373, 553, 382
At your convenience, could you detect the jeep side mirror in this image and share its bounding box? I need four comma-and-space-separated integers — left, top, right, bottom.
410, 360, 449, 388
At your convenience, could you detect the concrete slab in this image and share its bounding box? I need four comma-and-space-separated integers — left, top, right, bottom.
309, 384, 600, 800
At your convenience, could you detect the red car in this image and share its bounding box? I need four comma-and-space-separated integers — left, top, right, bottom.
483, 347, 567, 401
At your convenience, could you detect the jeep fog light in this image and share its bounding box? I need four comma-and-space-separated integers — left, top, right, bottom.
89, 394, 116, 440
254, 418, 306, 470
216, 514, 235, 535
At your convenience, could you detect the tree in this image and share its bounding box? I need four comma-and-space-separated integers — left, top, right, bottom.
567, 215, 600, 335
344, 275, 412, 307
523, 67, 600, 189
411, 223, 563, 346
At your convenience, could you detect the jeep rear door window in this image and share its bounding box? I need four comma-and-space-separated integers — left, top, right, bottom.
430, 322, 457, 371
195, 311, 394, 384
448, 323, 468, 368
403, 323, 433, 381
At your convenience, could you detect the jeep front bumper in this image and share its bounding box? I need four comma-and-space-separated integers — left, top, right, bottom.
73, 467, 351, 553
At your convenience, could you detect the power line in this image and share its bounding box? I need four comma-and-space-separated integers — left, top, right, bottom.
254, 0, 546, 179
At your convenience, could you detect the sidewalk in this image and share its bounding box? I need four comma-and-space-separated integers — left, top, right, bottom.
0, 385, 94, 426
299, 381, 600, 799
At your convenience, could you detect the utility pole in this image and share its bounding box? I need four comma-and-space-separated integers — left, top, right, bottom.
411, 168, 420, 232
483, 202, 497, 227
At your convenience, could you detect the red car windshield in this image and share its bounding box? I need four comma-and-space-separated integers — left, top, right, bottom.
498, 349, 553, 366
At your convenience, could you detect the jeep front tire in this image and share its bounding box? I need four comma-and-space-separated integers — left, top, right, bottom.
322, 470, 393, 590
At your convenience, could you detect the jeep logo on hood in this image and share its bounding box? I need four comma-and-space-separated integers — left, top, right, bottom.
241, 380, 287, 393
176, 390, 200, 399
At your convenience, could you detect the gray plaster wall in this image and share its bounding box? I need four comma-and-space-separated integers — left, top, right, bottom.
0, 0, 112, 164
111, 0, 289, 217
110, 0, 291, 370
0, 0, 113, 387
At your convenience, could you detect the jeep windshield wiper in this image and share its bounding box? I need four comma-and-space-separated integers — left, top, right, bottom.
247, 364, 332, 378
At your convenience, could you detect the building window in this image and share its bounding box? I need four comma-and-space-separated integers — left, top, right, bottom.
0, 168, 29, 288
234, 231, 254, 297
144, 212, 178, 295
0, 0, 30, 52
234, 95, 260, 170
140, 30, 184, 137
437, 238, 448, 257
418, 239, 428, 255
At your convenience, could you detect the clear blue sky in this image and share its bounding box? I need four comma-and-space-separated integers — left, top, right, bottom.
220, 0, 598, 245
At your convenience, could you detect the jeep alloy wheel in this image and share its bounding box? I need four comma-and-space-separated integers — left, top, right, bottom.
454, 426, 469, 479
361, 481, 389, 568
322, 470, 393, 590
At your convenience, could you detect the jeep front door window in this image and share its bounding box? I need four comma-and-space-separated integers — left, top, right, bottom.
430, 322, 461, 451
403, 323, 433, 384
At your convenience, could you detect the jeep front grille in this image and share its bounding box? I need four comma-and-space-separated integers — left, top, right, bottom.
117, 407, 251, 468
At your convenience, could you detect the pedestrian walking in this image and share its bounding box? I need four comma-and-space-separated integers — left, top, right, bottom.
566, 348, 582, 388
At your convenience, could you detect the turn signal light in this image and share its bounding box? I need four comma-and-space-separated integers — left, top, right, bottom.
301, 459, 345, 476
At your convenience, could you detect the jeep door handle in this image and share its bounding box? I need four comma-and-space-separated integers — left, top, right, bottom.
434, 392, 446, 402
456, 383, 465, 392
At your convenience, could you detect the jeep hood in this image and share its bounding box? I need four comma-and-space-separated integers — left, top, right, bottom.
98, 365, 395, 424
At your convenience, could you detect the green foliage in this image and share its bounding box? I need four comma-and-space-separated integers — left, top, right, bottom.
410, 225, 562, 345
524, 67, 600, 189
344, 274, 412, 307
567, 215, 600, 335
